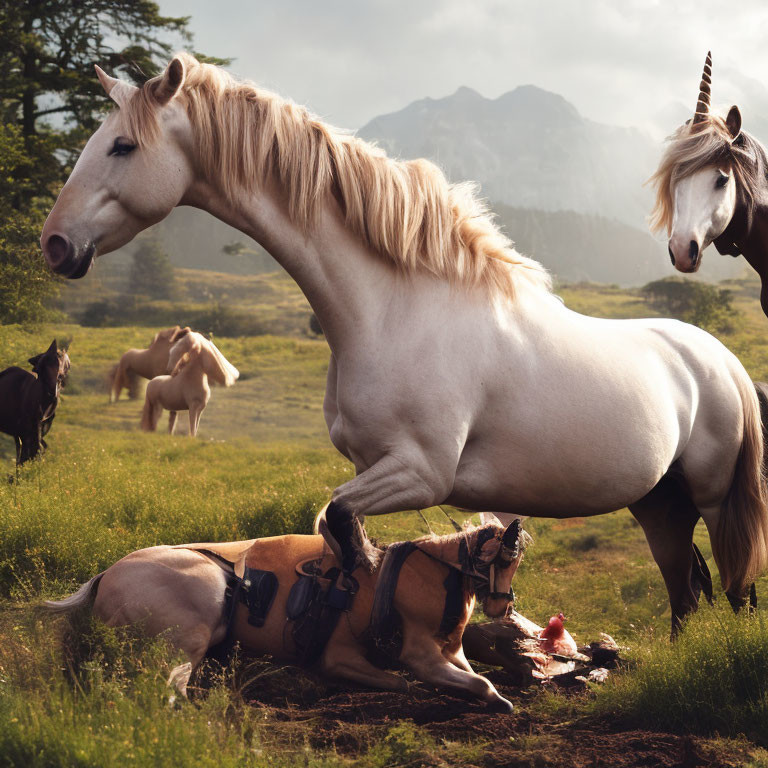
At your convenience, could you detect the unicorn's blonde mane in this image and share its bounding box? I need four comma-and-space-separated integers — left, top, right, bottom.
123, 53, 550, 300
649, 114, 762, 235
169, 332, 239, 387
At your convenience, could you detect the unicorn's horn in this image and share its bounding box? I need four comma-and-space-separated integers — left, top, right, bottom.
692, 51, 712, 125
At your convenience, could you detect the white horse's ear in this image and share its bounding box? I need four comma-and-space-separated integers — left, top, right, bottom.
153, 57, 186, 105
95, 65, 118, 95
726, 105, 742, 140
95, 65, 137, 107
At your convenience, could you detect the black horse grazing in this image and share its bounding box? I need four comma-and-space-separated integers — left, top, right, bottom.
0, 340, 70, 465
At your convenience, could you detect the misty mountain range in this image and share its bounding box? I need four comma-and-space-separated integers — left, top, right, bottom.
110, 81, 766, 287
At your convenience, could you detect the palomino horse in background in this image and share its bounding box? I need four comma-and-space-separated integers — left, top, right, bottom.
46, 518, 524, 711
0, 340, 71, 465
650, 52, 768, 316
41, 55, 768, 632
141, 331, 238, 436
108, 326, 190, 402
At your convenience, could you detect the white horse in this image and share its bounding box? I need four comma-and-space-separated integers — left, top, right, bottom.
41, 55, 768, 631
141, 331, 239, 436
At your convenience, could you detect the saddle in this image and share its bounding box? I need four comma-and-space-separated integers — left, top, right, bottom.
178, 538, 358, 667
286, 555, 359, 666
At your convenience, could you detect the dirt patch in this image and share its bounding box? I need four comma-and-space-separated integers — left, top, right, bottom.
228, 664, 751, 767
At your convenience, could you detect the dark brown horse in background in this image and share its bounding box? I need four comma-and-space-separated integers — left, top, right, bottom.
0, 340, 70, 466
650, 52, 768, 317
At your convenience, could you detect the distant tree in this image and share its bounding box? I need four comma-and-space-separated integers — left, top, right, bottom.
0, 1, 224, 324
641, 278, 738, 334
129, 239, 176, 299
309, 313, 324, 336
0, 123, 60, 323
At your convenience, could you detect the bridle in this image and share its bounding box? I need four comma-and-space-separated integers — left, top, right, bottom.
458, 519, 522, 604
416, 519, 523, 606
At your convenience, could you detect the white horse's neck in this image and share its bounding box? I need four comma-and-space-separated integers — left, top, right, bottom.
183, 178, 391, 353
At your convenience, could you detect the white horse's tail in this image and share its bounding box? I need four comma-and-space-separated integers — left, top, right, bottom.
715, 376, 768, 595
44, 573, 103, 614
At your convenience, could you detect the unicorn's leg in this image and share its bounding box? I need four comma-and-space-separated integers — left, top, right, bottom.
168, 411, 177, 435
188, 405, 204, 437
629, 475, 701, 636
320, 453, 452, 573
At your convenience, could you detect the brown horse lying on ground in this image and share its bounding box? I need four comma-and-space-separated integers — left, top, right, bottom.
140, 331, 239, 436
46, 516, 525, 712
0, 340, 70, 466
108, 326, 190, 402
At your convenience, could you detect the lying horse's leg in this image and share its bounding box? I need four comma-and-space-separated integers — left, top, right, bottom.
322, 453, 451, 573
93, 548, 228, 698
403, 639, 513, 713
322, 645, 409, 693
629, 474, 701, 637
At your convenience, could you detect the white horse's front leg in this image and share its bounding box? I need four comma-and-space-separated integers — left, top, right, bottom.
320, 453, 453, 573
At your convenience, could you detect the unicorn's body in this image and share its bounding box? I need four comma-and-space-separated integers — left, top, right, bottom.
41, 55, 768, 631
141, 331, 239, 436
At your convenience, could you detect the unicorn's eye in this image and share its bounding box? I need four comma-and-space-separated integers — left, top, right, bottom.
715, 173, 729, 189
109, 137, 136, 157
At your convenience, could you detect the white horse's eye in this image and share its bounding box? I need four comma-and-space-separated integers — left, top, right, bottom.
715, 173, 729, 189
109, 137, 137, 157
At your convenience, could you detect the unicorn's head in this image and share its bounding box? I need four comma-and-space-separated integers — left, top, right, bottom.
649, 52, 764, 272
41, 59, 196, 278
168, 332, 239, 387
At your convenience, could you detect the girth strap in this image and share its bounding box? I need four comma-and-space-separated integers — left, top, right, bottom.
368, 541, 419, 665
291, 566, 358, 667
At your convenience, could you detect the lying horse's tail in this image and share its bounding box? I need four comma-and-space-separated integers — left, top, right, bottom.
44, 573, 103, 614
714, 376, 768, 595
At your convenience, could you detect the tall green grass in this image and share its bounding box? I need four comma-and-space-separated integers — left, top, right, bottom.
595, 605, 768, 744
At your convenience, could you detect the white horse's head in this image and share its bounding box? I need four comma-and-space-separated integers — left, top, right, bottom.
649, 52, 759, 273
41, 59, 195, 278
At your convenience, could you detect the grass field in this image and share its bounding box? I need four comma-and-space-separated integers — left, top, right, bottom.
3, 278, 768, 766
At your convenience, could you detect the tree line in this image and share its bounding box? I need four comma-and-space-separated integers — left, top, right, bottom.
0, 0, 224, 323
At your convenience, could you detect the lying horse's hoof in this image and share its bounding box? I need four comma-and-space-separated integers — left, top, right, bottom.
486, 696, 514, 714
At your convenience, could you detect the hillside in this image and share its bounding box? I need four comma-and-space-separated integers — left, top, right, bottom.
492, 205, 742, 286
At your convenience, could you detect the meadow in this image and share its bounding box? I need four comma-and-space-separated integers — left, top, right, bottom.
2, 276, 768, 766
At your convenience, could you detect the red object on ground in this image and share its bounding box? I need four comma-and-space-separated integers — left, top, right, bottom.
539, 612, 570, 654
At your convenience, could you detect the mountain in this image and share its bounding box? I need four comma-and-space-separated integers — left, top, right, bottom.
358, 84, 660, 229
492, 205, 740, 286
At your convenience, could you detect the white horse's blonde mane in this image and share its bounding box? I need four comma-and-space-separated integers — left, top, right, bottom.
124, 53, 550, 300
649, 114, 762, 235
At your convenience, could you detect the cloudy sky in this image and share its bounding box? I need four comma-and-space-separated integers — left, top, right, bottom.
156, 0, 768, 132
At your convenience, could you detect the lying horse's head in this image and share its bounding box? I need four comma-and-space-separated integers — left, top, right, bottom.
456, 519, 527, 618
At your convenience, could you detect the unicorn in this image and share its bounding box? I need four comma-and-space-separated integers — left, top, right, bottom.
141, 331, 239, 436
650, 52, 768, 318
